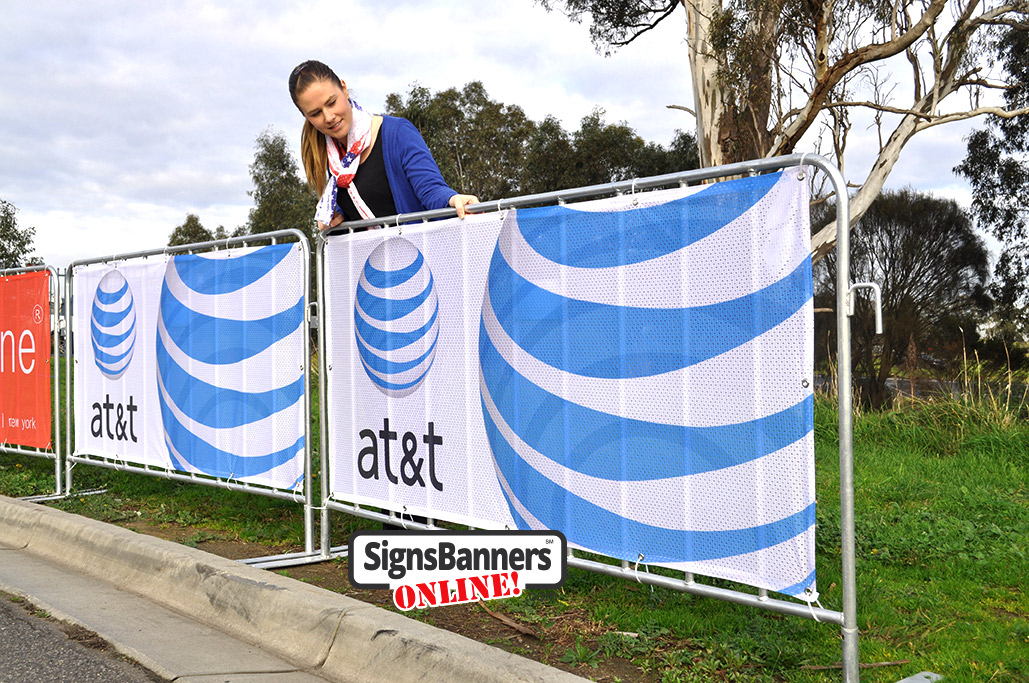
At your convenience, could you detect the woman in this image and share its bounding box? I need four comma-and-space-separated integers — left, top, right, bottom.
288, 60, 479, 230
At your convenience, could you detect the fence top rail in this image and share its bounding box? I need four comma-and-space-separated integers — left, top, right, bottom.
0, 264, 59, 278
66, 228, 310, 271
323, 152, 839, 236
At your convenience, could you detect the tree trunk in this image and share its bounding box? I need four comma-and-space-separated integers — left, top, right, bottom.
682, 0, 782, 167
682, 0, 725, 168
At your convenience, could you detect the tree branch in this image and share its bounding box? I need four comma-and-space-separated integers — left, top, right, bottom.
611, 1, 682, 47
666, 103, 697, 117
985, 17, 1029, 30
960, 3, 1029, 33
773, 0, 949, 155
957, 78, 1022, 90
821, 99, 933, 119
804, 2, 1029, 261
811, 107, 924, 262
916, 105, 1029, 130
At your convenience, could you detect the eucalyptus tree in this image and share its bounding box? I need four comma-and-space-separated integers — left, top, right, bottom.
521, 114, 579, 194
386, 82, 536, 201
957, 27, 1029, 344
539, 0, 1029, 259
168, 213, 213, 247
386, 83, 700, 199
244, 128, 317, 240
0, 198, 39, 268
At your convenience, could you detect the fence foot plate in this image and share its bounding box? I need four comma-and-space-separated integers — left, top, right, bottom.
240, 545, 348, 570
19, 488, 108, 503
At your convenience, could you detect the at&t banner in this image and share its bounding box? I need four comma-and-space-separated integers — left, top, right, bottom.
325, 169, 814, 596
0, 270, 52, 448
73, 244, 307, 491
323, 167, 818, 599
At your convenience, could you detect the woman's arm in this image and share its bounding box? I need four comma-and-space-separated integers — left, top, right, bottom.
391, 118, 478, 215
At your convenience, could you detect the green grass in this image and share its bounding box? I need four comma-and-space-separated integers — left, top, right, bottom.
479, 395, 1027, 681
2, 391, 1027, 681
826, 402, 1028, 682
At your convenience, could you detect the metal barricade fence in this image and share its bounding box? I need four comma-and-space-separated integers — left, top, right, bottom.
64, 230, 318, 562
314, 154, 862, 681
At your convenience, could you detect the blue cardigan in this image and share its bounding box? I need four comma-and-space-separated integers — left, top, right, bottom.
379, 115, 457, 215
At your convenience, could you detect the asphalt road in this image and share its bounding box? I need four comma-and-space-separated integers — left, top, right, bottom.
0, 595, 163, 683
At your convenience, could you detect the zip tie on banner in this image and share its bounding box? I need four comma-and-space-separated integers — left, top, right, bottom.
797, 152, 809, 181
630, 177, 639, 207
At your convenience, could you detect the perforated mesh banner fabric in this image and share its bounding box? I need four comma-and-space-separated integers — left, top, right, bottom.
73, 243, 307, 491
324, 167, 816, 598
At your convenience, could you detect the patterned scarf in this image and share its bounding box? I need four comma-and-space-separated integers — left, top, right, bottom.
315, 98, 375, 224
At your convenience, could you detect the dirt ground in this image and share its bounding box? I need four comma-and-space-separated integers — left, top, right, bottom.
121, 521, 656, 682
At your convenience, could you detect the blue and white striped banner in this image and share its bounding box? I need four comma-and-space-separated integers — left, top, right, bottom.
324, 166, 815, 598
74, 243, 307, 492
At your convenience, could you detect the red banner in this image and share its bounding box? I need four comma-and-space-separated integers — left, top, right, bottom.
0, 271, 52, 448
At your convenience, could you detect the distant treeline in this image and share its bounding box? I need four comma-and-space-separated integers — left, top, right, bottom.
384, 81, 700, 201
169, 81, 699, 247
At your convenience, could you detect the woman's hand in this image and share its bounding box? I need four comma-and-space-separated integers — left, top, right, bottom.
449, 194, 480, 219
317, 211, 344, 232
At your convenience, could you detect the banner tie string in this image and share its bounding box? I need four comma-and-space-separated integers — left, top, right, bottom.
807, 597, 826, 623
632, 552, 653, 591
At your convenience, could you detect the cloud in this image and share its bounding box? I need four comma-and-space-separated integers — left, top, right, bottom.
0, 0, 981, 269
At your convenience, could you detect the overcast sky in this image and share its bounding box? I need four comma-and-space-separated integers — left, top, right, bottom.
1, 0, 979, 269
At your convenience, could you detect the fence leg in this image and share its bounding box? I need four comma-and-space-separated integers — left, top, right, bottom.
320, 505, 332, 560
842, 625, 860, 682
831, 152, 862, 682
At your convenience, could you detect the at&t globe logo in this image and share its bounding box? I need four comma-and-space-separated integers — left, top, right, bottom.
355, 238, 440, 397
90, 270, 137, 380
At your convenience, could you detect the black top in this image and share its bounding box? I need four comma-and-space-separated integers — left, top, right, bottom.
335, 136, 398, 221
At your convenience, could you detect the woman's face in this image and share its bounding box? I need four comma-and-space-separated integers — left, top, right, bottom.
296, 78, 352, 140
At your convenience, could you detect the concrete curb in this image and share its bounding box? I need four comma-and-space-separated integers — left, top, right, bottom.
0, 495, 584, 683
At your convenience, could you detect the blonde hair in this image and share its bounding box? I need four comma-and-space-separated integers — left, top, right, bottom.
288, 60, 342, 193
299, 120, 328, 194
